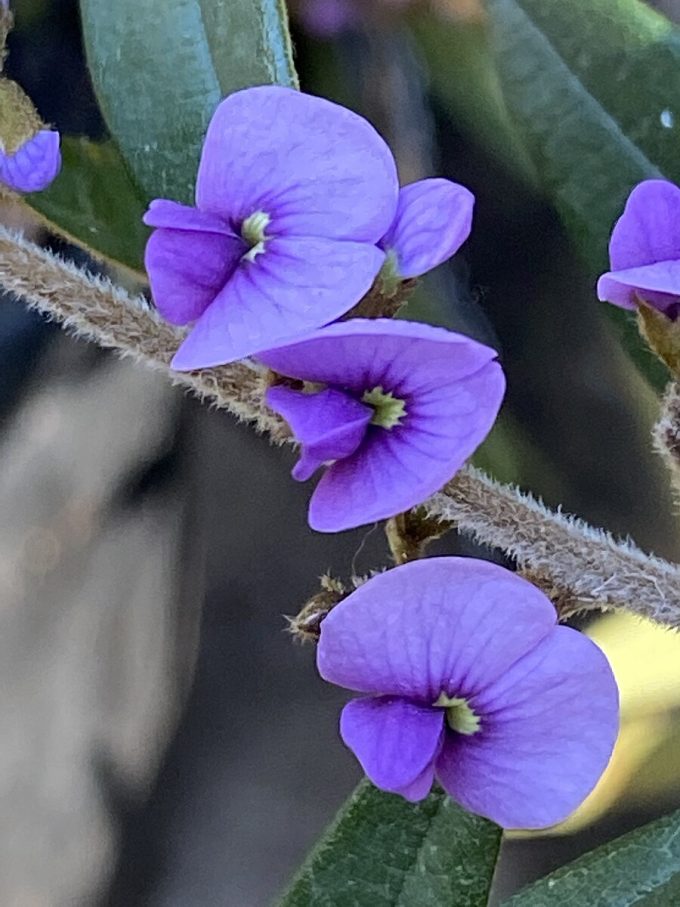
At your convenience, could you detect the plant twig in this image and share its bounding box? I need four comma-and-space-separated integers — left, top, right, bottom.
0, 226, 287, 438
429, 467, 680, 626
3, 226, 680, 625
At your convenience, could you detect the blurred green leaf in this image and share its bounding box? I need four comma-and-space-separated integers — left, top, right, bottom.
279, 781, 501, 907
79, 0, 298, 204
485, 0, 679, 271
503, 807, 680, 906
26, 136, 147, 273
411, 14, 537, 187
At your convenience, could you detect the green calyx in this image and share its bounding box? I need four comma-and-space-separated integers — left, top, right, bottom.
241, 210, 271, 262
361, 385, 407, 429
433, 692, 482, 736
378, 249, 403, 298
0, 79, 43, 154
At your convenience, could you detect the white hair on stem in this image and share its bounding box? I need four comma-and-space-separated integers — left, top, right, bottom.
2, 224, 680, 626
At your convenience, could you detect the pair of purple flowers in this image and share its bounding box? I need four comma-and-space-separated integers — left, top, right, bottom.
145, 86, 503, 533
145, 85, 619, 829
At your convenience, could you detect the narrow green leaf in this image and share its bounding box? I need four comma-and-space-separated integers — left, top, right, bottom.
486, 0, 680, 270
411, 13, 537, 188
79, 0, 298, 204
26, 136, 148, 274
503, 807, 680, 906
279, 781, 501, 907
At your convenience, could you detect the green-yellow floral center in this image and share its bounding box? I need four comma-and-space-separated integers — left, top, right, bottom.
241, 210, 271, 262
361, 385, 407, 429
433, 692, 481, 736
378, 249, 402, 298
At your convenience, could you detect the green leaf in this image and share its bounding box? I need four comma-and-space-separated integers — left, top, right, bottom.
503, 807, 680, 906
279, 781, 501, 907
26, 136, 148, 274
79, 0, 298, 204
485, 0, 680, 271
411, 13, 537, 188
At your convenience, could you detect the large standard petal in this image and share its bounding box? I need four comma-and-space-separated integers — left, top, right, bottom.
195, 86, 399, 242
436, 626, 619, 829
340, 696, 443, 800
317, 557, 557, 701
597, 261, 680, 312
145, 227, 244, 325
609, 180, 680, 271
0, 129, 61, 193
308, 360, 505, 531
258, 318, 500, 392
266, 386, 371, 481
171, 238, 384, 369
380, 179, 474, 278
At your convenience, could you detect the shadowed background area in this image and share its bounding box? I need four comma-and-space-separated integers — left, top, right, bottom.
3, 0, 680, 904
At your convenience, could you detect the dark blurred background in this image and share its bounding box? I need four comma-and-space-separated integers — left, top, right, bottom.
3, 0, 680, 904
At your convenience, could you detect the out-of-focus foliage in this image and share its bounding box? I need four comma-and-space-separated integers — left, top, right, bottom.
410, 8, 537, 187
280, 781, 501, 907
485, 0, 680, 271
79, 0, 297, 204
503, 803, 680, 905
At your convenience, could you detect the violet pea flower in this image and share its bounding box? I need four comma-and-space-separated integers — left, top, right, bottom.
144, 86, 399, 369
261, 318, 504, 532
597, 179, 680, 317
318, 557, 619, 829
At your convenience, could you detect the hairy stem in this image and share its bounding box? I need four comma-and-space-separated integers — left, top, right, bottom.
0, 227, 285, 438
429, 468, 680, 625
3, 227, 680, 625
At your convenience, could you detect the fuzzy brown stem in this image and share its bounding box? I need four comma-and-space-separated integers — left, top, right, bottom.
3, 227, 680, 625
653, 380, 680, 498
428, 467, 680, 626
0, 227, 287, 438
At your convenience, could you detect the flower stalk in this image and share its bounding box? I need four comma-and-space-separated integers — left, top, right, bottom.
3, 225, 680, 626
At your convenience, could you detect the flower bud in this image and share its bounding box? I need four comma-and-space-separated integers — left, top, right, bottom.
0, 78, 61, 193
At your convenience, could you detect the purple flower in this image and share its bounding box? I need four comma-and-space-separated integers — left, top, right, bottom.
379, 178, 475, 282
261, 318, 504, 532
297, 0, 412, 37
144, 86, 400, 369
597, 180, 680, 316
298, 0, 356, 36
0, 129, 61, 194
318, 557, 619, 829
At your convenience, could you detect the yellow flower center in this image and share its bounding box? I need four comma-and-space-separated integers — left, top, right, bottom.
433, 692, 481, 736
361, 385, 407, 429
241, 210, 271, 262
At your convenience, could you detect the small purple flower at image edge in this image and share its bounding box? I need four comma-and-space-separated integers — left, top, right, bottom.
0, 130, 61, 195
317, 556, 619, 830
598, 179, 680, 318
